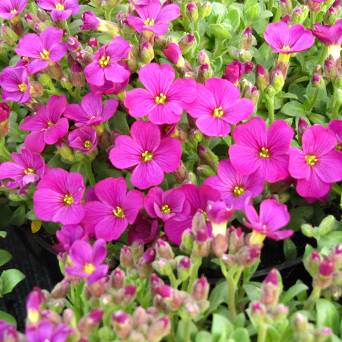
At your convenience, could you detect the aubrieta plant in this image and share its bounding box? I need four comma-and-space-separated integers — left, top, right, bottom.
0, 0, 341, 340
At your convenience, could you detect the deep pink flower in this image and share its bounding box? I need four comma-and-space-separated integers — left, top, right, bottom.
0, 148, 45, 188
0, 66, 30, 103
329, 119, 342, 151
164, 184, 220, 245
224, 61, 253, 84
0, 103, 10, 122
128, 214, 159, 245
244, 198, 293, 240
289, 125, 342, 198
312, 20, 342, 46
0, 0, 27, 19
26, 321, 72, 342
33, 168, 85, 225
81, 11, 101, 30
83, 177, 143, 240
56, 224, 86, 252
65, 239, 108, 284
68, 126, 97, 153
89, 77, 129, 95
204, 160, 264, 210
163, 42, 183, 65
186, 78, 254, 137
20, 95, 69, 153
84, 36, 130, 87
16, 27, 67, 74
37, 0, 79, 21
26, 288, 44, 325
229, 117, 294, 183
127, 1, 180, 36
144, 186, 190, 221
0, 320, 17, 341
65, 92, 118, 126
109, 121, 182, 189
124, 63, 197, 125
264, 21, 315, 53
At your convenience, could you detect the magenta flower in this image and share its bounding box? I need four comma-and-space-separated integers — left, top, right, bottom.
329, 119, 342, 151
109, 121, 182, 189
37, 0, 79, 21
26, 288, 44, 325
264, 21, 315, 53
289, 125, 342, 198
20, 95, 69, 153
0, 148, 45, 189
204, 160, 264, 210
81, 11, 101, 30
56, 224, 86, 253
16, 27, 67, 74
124, 63, 197, 124
0, 66, 30, 103
0, 103, 10, 122
163, 42, 183, 66
186, 78, 254, 137
312, 20, 342, 46
164, 184, 220, 245
65, 92, 118, 126
224, 61, 253, 85
0, 320, 17, 341
0, 0, 27, 19
83, 177, 143, 241
144, 187, 190, 221
229, 117, 294, 183
68, 126, 97, 153
244, 198, 293, 241
65, 239, 108, 284
33, 168, 85, 225
127, 1, 180, 36
26, 321, 72, 342
84, 36, 130, 87
128, 214, 159, 245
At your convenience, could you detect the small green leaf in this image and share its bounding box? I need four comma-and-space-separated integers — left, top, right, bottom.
281, 281, 308, 304
316, 299, 339, 334
0, 231, 7, 238
0, 249, 12, 267
0, 269, 25, 296
196, 331, 212, 342
243, 283, 261, 301
0, 311, 16, 325
212, 314, 233, 338
209, 23, 232, 39
283, 239, 297, 260
209, 281, 228, 313
281, 101, 306, 117
10, 206, 26, 227
230, 328, 250, 342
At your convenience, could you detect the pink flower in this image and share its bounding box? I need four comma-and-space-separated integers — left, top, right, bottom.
312, 20, 342, 46
0, 102, 10, 122
65, 92, 118, 126
244, 198, 293, 240
0, 148, 45, 189
163, 42, 184, 66
164, 184, 221, 245
204, 160, 264, 210
109, 121, 182, 189
127, 1, 180, 36
128, 214, 159, 245
26, 320, 72, 342
124, 63, 197, 125
264, 21, 315, 53
83, 177, 143, 240
33, 168, 85, 225
289, 125, 342, 198
37, 0, 79, 21
16, 27, 67, 74
84, 36, 130, 87
68, 126, 97, 153
56, 224, 86, 252
0, 0, 27, 19
186, 78, 254, 137
229, 117, 294, 183
329, 119, 342, 151
65, 239, 108, 284
144, 186, 190, 221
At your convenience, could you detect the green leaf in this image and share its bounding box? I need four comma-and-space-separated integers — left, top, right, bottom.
230, 328, 250, 342
0, 269, 25, 296
318, 231, 342, 251
316, 299, 339, 334
209, 23, 232, 39
281, 281, 308, 304
243, 283, 261, 301
0, 311, 16, 325
196, 331, 212, 342
283, 239, 297, 260
10, 206, 26, 226
226, 8, 240, 31
281, 101, 306, 117
0, 249, 12, 267
212, 314, 233, 339
0, 231, 7, 238
209, 281, 228, 313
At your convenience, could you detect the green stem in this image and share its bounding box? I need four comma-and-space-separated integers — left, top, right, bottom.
183, 317, 191, 342
265, 94, 275, 123
257, 323, 268, 342
187, 257, 202, 292
306, 87, 319, 113
168, 270, 178, 289
305, 287, 321, 310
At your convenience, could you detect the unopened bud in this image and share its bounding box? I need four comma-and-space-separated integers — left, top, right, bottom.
176, 256, 191, 281
147, 317, 171, 341
187, 2, 199, 22
120, 246, 134, 269
112, 311, 132, 340
163, 42, 185, 68
155, 239, 174, 260
192, 276, 209, 301
111, 268, 125, 289
140, 42, 154, 64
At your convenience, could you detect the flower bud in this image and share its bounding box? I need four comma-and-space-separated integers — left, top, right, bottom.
197, 165, 216, 177
155, 239, 174, 260
140, 41, 154, 64
0, 103, 10, 122
298, 118, 309, 136
292, 5, 309, 24
163, 43, 185, 68
271, 67, 285, 93
186, 2, 199, 22
249, 302, 266, 324
147, 317, 171, 341
199, 1, 212, 18
1, 24, 18, 45
207, 200, 233, 236
88, 37, 98, 48
256, 65, 269, 92
180, 229, 194, 254
179, 34, 195, 54
176, 256, 191, 281
192, 276, 209, 301
197, 144, 219, 170
120, 246, 134, 269
152, 258, 174, 276
111, 267, 125, 289
81, 11, 100, 30
312, 73, 324, 88
133, 307, 148, 326
306, 250, 321, 276
228, 227, 244, 254
0, 321, 18, 342
123, 284, 136, 303
112, 311, 132, 340
319, 257, 335, 277
51, 280, 69, 299
78, 309, 103, 336
212, 234, 228, 257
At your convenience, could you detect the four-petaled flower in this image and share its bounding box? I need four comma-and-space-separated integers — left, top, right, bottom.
37, 0, 79, 21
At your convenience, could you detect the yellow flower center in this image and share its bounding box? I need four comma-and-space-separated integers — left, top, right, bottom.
250, 230, 266, 246
63, 193, 74, 206
155, 93, 167, 105
83, 140, 93, 149
144, 18, 155, 26
39, 49, 50, 60
141, 150, 153, 162
55, 2, 65, 10
83, 263, 95, 275
18, 82, 27, 92
282, 44, 291, 51
28, 309, 40, 324
24, 167, 35, 175
212, 106, 224, 118
259, 147, 270, 159
113, 206, 125, 218
98, 55, 110, 68
336, 143, 342, 151
10, 8, 17, 14
161, 204, 171, 214
47, 121, 54, 127
305, 154, 318, 166
233, 185, 245, 197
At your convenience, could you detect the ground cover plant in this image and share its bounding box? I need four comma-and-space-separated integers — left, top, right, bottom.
0, 0, 341, 340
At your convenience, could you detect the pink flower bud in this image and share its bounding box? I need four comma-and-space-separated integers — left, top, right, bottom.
111, 267, 125, 289
124, 285, 136, 302
319, 257, 335, 276
147, 317, 170, 341
298, 118, 309, 136
112, 311, 132, 340
155, 239, 174, 259
88, 37, 98, 48
192, 276, 209, 301
120, 246, 134, 269
163, 43, 184, 67
0, 103, 10, 122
